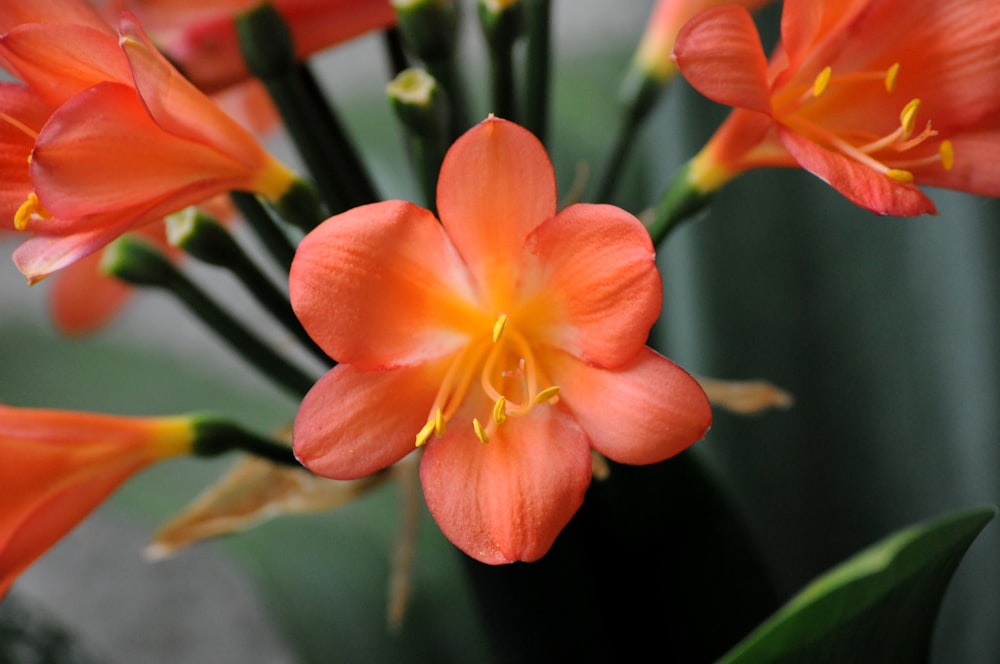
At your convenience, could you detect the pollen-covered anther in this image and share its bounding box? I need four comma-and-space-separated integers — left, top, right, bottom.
492, 397, 507, 425
415, 420, 435, 448
939, 140, 955, 170
472, 418, 489, 444
812, 66, 832, 97
884, 63, 901, 92
886, 169, 914, 183
899, 99, 921, 136
492, 314, 508, 343
14, 192, 51, 231
534, 385, 561, 404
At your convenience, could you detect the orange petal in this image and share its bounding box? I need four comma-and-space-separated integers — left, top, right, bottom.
779, 0, 871, 69
436, 117, 557, 300
290, 200, 481, 369
419, 407, 592, 564
544, 348, 711, 466
13, 220, 134, 284
48, 250, 132, 335
31, 83, 256, 225
672, 5, 772, 115
0, 83, 48, 225
778, 127, 936, 216
0, 0, 113, 33
119, 14, 270, 169
0, 23, 130, 106
293, 361, 442, 480
519, 203, 661, 369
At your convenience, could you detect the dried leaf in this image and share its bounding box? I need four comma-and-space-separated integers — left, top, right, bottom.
147, 456, 386, 560
697, 376, 794, 415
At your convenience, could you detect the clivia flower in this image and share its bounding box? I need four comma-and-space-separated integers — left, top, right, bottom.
670, 0, 1000, 216
0, 405, 196, 598
0, 0, 303, 283
98, 0, 398, 94
290, 117, 711, 564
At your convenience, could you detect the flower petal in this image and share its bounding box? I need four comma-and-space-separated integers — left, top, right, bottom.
290, 200, 481, 368
0, 23, 130, 106
0, 83, 48, 225
0, 0, 113, 33
519, 203, 661, 368
119, 14, 268, 169
13, 220, 133, 284
293, 360, 448, 480
31, 82, 256, 225
778, 127, 935, 216
419, 406, 591, 564
48, 248, 132, 335
436, 117, 557, 299
545, 348, 711, 465
672, 5, 772, 115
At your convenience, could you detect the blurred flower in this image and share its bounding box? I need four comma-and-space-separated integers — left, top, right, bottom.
290, 117, 711, 564
631, 0, 773, 85
0, 405, 196, 597
0, 1, 301, 283
96, 0, 397, 93
671, 0, 1000, 215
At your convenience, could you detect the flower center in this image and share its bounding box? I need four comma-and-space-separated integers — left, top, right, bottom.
777, 63, 954, 183
414, 313, 560, 447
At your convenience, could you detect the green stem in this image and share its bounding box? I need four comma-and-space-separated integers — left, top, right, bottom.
230, 191, 297, 272
522, 0, 551, 143
237, 4, 378, 213
647, 162, 714, 247
479, 0, 523, 123
193, 417, 299, 466
167, 210, 332, 367
383, 27, 410, 77
101, 237, 317, 398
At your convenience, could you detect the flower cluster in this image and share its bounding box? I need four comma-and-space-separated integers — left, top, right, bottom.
0, 0, 997, 657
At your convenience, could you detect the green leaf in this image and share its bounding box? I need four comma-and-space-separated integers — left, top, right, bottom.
718, 506, 997, 664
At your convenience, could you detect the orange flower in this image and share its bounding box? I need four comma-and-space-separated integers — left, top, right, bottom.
104, 0, 397, 93
0, 2, 299, 283
0, 404, 196, 597
290, 117, 711, 564
632, 0, 774, 84
671, 0, 1000, 215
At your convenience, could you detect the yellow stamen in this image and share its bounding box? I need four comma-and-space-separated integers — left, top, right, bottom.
899, 99, 921, 136
14, 192, 49, 231
884, 62, 900, 92
939, 140, 955, 171
812, 66, 832, 97
472, 418, 489, 444
534, 385, 561, 404
492, 397, 507, 425
492, 313, 508, 343
415, 420, 435, 448
886, 169, 914, 183
433, 407, 445, 436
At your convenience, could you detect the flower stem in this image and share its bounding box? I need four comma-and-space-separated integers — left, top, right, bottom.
647, 161, 714, 246
101, 236, 316, 399
230, 191, 297, 272
522, 0, 551, 144
192, 416, 299, 466
387, 68, 449, 211
236, 3, 379, 213
479, 0, 524, 122
166, 209, 332, 367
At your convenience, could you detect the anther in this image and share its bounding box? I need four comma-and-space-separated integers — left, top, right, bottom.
899, 99, 920, 136
939, 140, 955, 171
473, 418, 489, 444
433, 407, 445, 436
492, 314, 508, 343
884, 63, 900, 92
492, 397, 507, 424
14, 192, 47, 231
534, 385, 561, 404
415, 420, 435, 448
886, 169, 914, 183
812, 66, 832, 97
